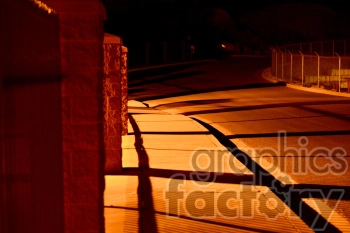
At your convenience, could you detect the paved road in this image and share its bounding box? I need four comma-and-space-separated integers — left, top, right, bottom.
129, 55, 350, 228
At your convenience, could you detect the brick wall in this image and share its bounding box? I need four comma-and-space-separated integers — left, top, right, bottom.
1, 0, 63, 233
1, 0, 108, 233
0, 0, 6, 231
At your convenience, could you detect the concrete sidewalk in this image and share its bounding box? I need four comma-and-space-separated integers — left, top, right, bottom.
104, 100, 337, 232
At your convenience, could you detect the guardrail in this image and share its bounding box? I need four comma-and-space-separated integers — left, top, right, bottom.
271, 40, 350, 93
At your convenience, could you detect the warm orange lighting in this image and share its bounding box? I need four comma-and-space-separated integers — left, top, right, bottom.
221, 44, 226, 48
31, 0, 57, 14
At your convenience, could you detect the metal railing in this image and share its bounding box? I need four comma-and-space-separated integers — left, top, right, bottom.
271, 40, 350, 92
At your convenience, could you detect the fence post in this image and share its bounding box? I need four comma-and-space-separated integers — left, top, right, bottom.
335, 52, 341, 92
288, 50, 293, 83
315, 52, 320, 88
299, 51, 304, 86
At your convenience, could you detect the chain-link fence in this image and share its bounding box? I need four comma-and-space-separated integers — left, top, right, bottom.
271, 40, 350, 92
276, 40, 350, 56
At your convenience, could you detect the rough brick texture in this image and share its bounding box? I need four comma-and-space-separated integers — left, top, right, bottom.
103, 41, 123, 173
46, 1, 106, 233
52, 1, 106, 233
121, 46, 129, 136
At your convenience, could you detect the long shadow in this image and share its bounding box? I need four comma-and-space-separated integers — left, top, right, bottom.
129, 88, 148, 95
226, 130, 350, 139
293, 184, 350, 200
208, 114, 340, 124
181, 99, 350, 116
134, 82, 286, 102
129, 71, 204, 88
128, 61, 210, 80
128, 115, 158, 233
191, 117, 343, 232
298, 105, 350, 122
152, 98, 234, 110
127, 131, 210, 135
106, 168, 254, 184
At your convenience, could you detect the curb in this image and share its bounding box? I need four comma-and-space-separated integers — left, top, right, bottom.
262, 68, 350, 98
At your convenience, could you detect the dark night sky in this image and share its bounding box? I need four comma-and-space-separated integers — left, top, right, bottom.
196, 0, 348, 15
102, 0, 349, 16
102, 0, 350, 52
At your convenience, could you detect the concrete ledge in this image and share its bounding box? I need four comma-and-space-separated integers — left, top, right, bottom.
286, 83, 350, 97
262, 68, 350, 98
104, 33, 122, 44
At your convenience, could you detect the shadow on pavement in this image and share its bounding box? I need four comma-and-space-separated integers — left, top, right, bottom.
127, 131, 209, 135
129, 115, 158, 233
226, 130, 350, 139
299, 105, 350, 122
153, 98, 233, 110
133, 82, 286, 102
191, 117, 343, 233
129, 71, 205, 88
180, 99, 350, 116
107, 167, 253, 185
128, 61, 211, 80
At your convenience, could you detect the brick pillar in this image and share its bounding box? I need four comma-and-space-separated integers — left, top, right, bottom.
44, 1, 106, 233
121, 46, 128, 136
103, 34, 123, 173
